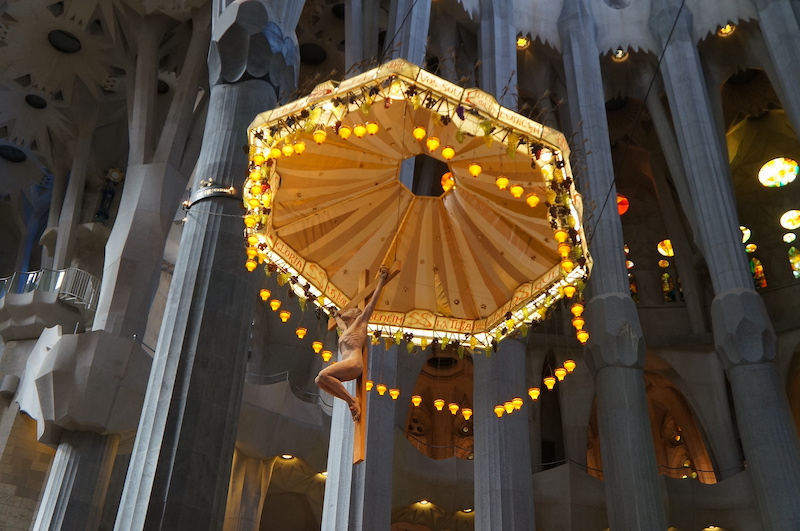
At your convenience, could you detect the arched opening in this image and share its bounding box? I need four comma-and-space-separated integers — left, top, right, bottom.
586, 371, 717, 483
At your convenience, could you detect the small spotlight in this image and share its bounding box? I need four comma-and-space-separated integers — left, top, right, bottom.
462, 508, 473, 513
280, 454, 294, 460
612, 48, 629, 62
516, 34, 530, 50
418, 500, 430, 505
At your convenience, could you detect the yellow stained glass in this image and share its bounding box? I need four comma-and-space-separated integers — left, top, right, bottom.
759, 158, 798, 188
780, 210, 800, 230
740, 226, 751, 243
657, 239, 675, 257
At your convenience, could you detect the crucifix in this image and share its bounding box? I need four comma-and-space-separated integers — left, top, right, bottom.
314, 262, 401, 463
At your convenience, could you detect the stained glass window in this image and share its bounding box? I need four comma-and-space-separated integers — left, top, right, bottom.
758, 157, 798, 188
750, 257, 767, 288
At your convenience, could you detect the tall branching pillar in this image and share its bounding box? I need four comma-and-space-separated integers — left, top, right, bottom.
114, 3, 301, 529
649, 2, 800, 528
558, 0, 667, 529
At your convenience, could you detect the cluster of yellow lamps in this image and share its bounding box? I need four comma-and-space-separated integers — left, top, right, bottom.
356, 356, 578, 421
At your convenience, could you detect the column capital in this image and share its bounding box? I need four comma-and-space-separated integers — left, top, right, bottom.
711, 288, 776, 368
585, 292, 645, 371
209, 0, 298, 88
648, 0, 693, 43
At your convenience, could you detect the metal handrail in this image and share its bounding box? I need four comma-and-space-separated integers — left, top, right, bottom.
0, 268, 100, 311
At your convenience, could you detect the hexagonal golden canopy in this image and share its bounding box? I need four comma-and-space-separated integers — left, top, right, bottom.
246, 59, 590, 348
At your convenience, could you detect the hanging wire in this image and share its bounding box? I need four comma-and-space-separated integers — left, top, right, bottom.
584, 0, 687, 248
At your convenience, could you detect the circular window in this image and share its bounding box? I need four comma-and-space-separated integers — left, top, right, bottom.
746, 244, 757, 253
758, 158, 798, 188
0, 145, 27, 163
657, 239, 675, 257
784, 233, 797, 243
47, 30, 82, 53
626, 260, 634, 269
25, 94, 47, 109
780, 210, 800, 230
740, 226, 751, 243
617, 194, 629, 215
658, 259, 670, 268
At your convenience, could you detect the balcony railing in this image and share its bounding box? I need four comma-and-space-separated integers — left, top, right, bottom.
0, 268, 101, 311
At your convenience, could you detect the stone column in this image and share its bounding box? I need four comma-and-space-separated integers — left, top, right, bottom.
349, 343, 398, 531
385, 0, 431, 65
753, 0, 800, 137
321, 378, 357, 531
478, 0, 517, 108
345, 0, 380, 72
556, 348, 593, 469
113, 3, 299, 530
33, 431, 119, 531
223, 452, 276, 531
473, 339, 534, 529
649, 2, 800, 528
558, 1, 667, 528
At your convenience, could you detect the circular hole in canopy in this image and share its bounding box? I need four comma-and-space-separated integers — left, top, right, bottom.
48, 30, 82, 53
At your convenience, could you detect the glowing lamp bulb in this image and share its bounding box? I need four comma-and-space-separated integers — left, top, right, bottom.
509, 184, 525, 198
412, 126, 427, 140
554, 228, 569, 243
249, 169, 261, 182
281, 144, 294, 157
259, 289, 271, 301
293, 141, 306, 154
247, 234, 259, 246
555, 367, 567, 381
246, 247, 258, 259
313, 129, 327, 144
544, 376, 556, 390
563, 285, 577, 298
269, 147, 282, 159
512, 397, 524, 410
577, 329, 590, 344
366, 380, 373, 391
353, 124, 367, 138
528, 387, 541, 401
338, 125, 352, 139
389, 388, 400, 400
426, 136, 440, 152
503, 401, 514, 414
321, 350, 333, 362
295, 327, 307, 339
468, 163, 482, 177
558, 242, 572, 259
245, 260, 257, 272
526, 193, 540, 207
244, 215, 257, 228
561, 257, 575, 273
495, 175, 509, 190
494, 405, 504, 417
250, 184, 263, 196
252, 153, 266, 166
279, 310, 291, 322
441, 172, 455, 192
411, 395, 422, 407
441, 146, 455, 160
448, 402, 459, 415
434, 398, 445, 411
269, 299, 281, 311
571, 302, 585, 317
376, 383, 387, 396
564, 359, 577, 373
365, 121, 379, 135
312, 341, 323, 354
572, 315, 585, 330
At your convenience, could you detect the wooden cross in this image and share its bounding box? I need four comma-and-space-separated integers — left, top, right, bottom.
328, 262, 401, 464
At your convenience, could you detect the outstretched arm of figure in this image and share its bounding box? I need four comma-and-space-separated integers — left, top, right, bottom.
361, 265, 389, 321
